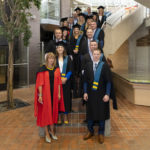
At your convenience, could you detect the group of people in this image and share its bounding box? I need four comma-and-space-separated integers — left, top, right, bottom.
34, 6, 117, 144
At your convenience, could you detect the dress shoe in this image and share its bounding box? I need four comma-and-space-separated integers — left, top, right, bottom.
64, 120, 69, 124
57, 120, 62, 125
98, 134, 104, 144
45, 136, 51, 143
49, 131, 58, 140
83, 132, 94, 140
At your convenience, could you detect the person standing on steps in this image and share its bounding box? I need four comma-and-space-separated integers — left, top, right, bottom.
56, 41, 73, 125
83, 49, 111, 144
34, 52, 65, 143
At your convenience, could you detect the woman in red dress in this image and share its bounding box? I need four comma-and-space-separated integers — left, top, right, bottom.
34, 52, 65, 143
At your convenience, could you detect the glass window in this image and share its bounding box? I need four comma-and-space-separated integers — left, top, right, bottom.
14, 38, 28, 64
0, 46, 8, 64
0, 38, 29, 90
0, 66, 7, 90
41, 0, 60, 20
14, 65, 28, 88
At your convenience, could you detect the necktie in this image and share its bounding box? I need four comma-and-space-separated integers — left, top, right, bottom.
94, 63, 98, 75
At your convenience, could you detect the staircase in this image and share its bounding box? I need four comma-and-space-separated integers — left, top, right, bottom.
56, 98, 87, 135
104, 5, 144, 57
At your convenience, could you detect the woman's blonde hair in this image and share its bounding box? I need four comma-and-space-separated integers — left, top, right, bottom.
45, 52, 56, 67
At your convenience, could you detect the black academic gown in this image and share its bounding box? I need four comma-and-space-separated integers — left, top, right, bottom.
93, 28, 104, 41
69, 35, 84, 75
93, 28, 105, 49
57, 56, 73, 112
97, 15, 106, 28
80, 37, 103, 55
81, 53, 106, 71
79, 38, 89, 55
84, 62, 111, 121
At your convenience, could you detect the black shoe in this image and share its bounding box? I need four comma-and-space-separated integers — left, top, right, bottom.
82, 119, 87, 124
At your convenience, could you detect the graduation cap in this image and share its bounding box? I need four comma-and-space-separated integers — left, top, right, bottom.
74, 7, 82, 12
92, 12, 98, 15
78, 13, 86, 18
86, 15, 93, 20
72, 24, 81, 29
60, 26, 70, 32
60, 17, 68, 22
97, 6, 105, 9
56, 41, 66, 47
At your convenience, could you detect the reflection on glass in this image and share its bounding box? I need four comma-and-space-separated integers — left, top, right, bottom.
0, 46, 8, 64
14, 65, 28, 88
41, 0, 60, 20
14, 38, 28, 64
0, 66, 7, 89
74, 0, 137, 7
0, 37, 29, 90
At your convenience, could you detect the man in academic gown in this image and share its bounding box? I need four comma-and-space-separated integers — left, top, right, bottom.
83, 49, 111, 144
45, 28, 71, 55
81, 40, 100, 72
91, 20, 104, 51
79, 28, 94, 55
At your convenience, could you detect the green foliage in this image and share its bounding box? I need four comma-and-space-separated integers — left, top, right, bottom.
0, 0, 41, 46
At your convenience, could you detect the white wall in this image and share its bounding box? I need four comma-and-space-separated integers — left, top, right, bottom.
135, 0, 150, 8
128, 23, 150, 73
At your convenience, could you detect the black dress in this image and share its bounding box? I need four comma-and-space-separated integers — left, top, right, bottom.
47, 69, 54, 106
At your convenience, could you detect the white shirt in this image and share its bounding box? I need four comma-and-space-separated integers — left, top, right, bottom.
56, 39, 62, 43
93, 61, 99, 72
93, 29, 96, 37
58, 60, 63, 73
74, 19, 78, 25
88, 38, 93, 48
99, 16, 102, 22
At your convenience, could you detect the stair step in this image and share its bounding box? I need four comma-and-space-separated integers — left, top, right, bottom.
56, 122, 102, 135
71, 98, 86, 112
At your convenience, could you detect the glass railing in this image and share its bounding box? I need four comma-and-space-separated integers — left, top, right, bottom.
40, 0, 60, 24
74, 0, 137, 7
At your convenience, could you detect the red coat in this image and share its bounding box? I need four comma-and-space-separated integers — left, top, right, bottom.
34, 67, 65, 127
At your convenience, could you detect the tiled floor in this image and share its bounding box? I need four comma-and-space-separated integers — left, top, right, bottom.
1, 85, 150, 150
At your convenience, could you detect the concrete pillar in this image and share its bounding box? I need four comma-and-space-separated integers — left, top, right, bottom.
29, 5, 41, 84
60, 0, 71, 18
